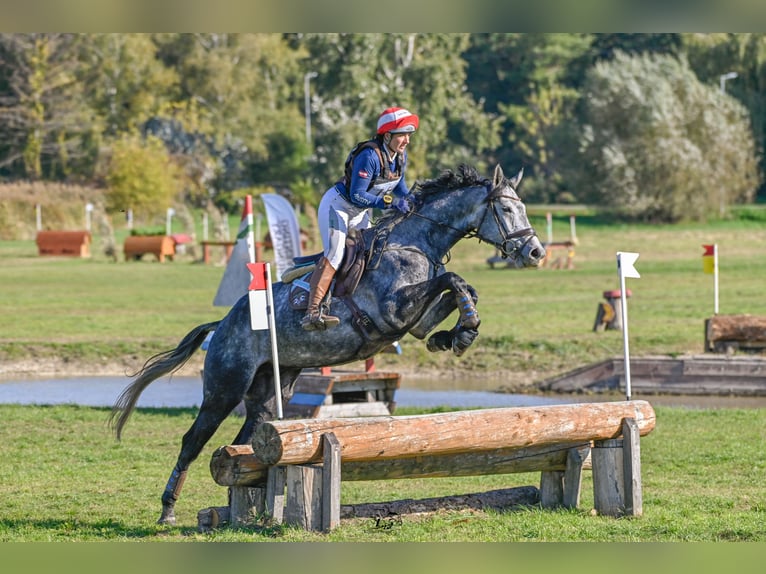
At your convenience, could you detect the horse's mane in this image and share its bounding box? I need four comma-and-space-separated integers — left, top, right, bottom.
415, 164, 490, 196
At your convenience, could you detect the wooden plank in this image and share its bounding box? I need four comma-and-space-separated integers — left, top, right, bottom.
284, 465, 323, 531
592, 438, 625, 517
291, 375, 335, 394
265, 466, 286, 524
210, 441, 593, 487
322, 433, 341, 531
315, 402, 392, 418
539, 471, 564, 508
251, 401, 656, 466
229, 486, 265, 526
562, 445, 589, 509
622, 418, 643, 517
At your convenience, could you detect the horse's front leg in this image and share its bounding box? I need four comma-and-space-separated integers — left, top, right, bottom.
397, 272, 480, 356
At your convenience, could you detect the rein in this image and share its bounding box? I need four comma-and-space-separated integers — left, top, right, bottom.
407, 182, 537, 258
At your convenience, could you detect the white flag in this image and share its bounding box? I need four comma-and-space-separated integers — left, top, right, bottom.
617, 251, 641, 279
262, 194, 302, 279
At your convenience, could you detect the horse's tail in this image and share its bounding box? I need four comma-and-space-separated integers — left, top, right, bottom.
109, 321, 220, 440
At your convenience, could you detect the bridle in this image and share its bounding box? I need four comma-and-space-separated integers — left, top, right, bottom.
406, 181, 538, 259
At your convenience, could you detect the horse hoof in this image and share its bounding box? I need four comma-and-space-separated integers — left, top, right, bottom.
157, 508, 176, 525
452, 328, 479, 356
427, 331, 452, 352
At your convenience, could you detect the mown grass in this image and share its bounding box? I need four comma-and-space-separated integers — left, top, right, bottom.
0, 404, 763, 542
3, 212, 764, 385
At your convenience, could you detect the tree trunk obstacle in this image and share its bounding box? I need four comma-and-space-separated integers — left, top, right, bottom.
200, 400, 655, 532
705, 314, 766, 353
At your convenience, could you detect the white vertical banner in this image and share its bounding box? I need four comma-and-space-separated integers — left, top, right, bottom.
616, 251, 641, 401
247, 261, 283, 420
262, 193, 302, 279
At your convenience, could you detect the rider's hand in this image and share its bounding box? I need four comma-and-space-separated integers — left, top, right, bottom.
392, 196, 413, 214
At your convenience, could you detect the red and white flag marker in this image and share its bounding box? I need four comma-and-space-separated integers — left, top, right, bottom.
616, 252, 641, 401
247, 261, 284, 419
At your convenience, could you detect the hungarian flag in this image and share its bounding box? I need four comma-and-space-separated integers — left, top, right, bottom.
702, 244, 716, 274
213, 196, 255, 307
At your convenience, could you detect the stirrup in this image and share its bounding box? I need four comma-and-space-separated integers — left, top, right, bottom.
301, 310, 340, 331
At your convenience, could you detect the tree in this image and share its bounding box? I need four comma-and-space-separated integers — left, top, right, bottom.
152, 33, 308, 195
104, 134, 182, 220
292, 33, 500, 194
464, 34, 592, 202
569, 51, 761, 222
0, 33, 96, 180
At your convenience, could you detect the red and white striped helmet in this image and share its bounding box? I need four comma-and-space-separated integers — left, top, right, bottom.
376, 107, 419, 134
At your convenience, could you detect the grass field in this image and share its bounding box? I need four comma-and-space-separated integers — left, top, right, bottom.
2, 210, 766, 387
1, 210, 765, 545
0, 403, 763, 542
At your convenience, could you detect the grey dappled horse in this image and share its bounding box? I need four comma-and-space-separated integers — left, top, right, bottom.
110, 164, 545, 524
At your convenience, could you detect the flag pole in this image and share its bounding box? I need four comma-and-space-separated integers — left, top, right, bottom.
714, 244, 719, 315
616, 252, 640, 402
265, 263, 283, 419
619, 263, 632, 402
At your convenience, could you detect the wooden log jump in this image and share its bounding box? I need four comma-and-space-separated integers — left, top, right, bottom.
124, 235, 175, 262
251, 400, 655, 466
36, 230, 91, 257
202, 400, 655, 532
705, 314, 766, 353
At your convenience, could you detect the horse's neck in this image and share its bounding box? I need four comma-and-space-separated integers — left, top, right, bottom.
392, 186, 485, 259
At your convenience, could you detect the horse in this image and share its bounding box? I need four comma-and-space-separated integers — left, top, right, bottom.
109, 163, 546, 525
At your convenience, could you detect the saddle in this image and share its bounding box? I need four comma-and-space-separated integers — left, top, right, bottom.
283, 227, 385, 311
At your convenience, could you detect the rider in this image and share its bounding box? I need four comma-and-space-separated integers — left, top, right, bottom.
301, 106, 418, 331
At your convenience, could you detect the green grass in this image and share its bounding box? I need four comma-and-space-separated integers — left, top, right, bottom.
2, 216, 766, 543
3, 215, 766, 385
0, 404, 763, 541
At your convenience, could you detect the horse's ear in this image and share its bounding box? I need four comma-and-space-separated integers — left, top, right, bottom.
493, 164, 504, 188
509, 167, 524, 190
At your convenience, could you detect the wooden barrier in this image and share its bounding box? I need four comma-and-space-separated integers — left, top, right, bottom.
201, 241, 236, 264
202, 401, 655, 532
705, 314, 766, 353
124, 235, 175, 262
36, 230, 91, 257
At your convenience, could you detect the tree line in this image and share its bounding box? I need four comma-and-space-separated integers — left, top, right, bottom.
0, 33, 763, 223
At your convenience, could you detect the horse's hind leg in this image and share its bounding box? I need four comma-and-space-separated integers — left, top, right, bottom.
158, 381, 250, 525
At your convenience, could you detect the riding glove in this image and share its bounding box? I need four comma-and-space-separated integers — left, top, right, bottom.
392, 196, 413, 214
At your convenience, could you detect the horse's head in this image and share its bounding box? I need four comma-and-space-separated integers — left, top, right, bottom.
478, 165, 546, 268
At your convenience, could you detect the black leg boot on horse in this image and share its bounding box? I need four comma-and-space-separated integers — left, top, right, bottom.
301, 256, 340, 331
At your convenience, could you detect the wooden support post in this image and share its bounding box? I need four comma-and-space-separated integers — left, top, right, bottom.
229, 486, 266, 526
322, 433, 341, 531
563, 445, 590, 509
265, 466, 287, 524
284, 464, 323, 531
622, 418, 643, 517
539, 471, 564, 508
592, 438, 625, 516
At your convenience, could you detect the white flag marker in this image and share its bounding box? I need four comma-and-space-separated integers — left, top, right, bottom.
616, 252, 641, 401
247, 261, 283, 419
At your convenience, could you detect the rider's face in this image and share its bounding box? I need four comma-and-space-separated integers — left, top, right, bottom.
386, 132, 411, 155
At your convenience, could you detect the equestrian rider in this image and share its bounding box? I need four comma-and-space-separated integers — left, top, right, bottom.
301, 106, 418, 331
